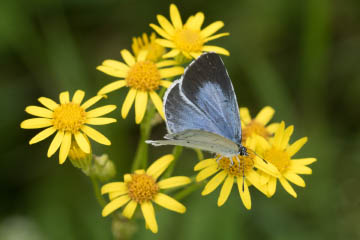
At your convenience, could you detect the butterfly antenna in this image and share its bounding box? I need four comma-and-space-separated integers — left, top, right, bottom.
247, 148, 268, 164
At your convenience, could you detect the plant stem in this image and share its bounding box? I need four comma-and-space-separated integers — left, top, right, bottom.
194, 148, 203, 161
90, 174, 106, 207
162, 146, 183, 179
174, 180, 204, 201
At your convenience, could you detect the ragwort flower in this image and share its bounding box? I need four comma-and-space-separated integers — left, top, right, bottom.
101, 154, 191, 233
256, 121, 317, 198
132, 32, 165, 62
20, 90, 116, 164
194, 138, 279, 209
97, 49, 183, 124
150, 4, 229, 59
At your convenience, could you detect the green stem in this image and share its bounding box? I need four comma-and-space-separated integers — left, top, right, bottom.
90, 175, 106, 207
174, 180, 204, 201
194, 148, 203, 161
162, 146, 183, 179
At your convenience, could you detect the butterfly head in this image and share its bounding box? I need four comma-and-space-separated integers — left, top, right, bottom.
238, 145, 249, 156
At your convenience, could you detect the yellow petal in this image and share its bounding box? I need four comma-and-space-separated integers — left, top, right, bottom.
153, 193, 186, 213
47, 131, 64, 157
279, 125, 294, 150
59, 91, 70, 104
196, 165, 219, 182
137, 50, 148, 62
239, 107, 251, 124
21, 118, 53, 129
246, 170, 269, 197
291, 158, 317, 166
102, 59, 129, 72
101, 182, 127, 194
162, 49, 180, 58
81, 125, 111, 145
109, 191, 127, 201
156, 14, 175, 35
159, 67, 184, 78
189, 12, 204, 30
158, 176, 191, 189
159, 80, 172, 88
279, 177, 297, 198
97, 80, 127, 95
255, 135, 271, 152
146, 154, 174, 179
149, 91, 164, 119
59, 132, 71, 164
255, 106, 275, 125
135, 91, 148, 124
237, 177, 251, 209
72, 90, 85, 104
193, 158, 216, 171
205, 32, 230, 42
102, 195, 131, 217
170, 4, 182, 29
25, 106, 53, 118
156, 60, 177, 68
189, 52, 202, 59
121, 88, 137, 119
74, 132, 90, 153
156, 39, 176, 48
200, 21, 224, 38
29, 126, 57, 145
38, 97, 59, 110
122, 200, 137, 219
283, 172, 305, 187
202, 170, 227, 195
267, 177, 277, 197
120, 49, 136, 67
273, 121, 285, 147
140, 201, 158, 233
286, 137, 308, 157
260, 171, 271, 185
288, 164, 312, 175
266, 122, 280, 134
81, 95, 103, 110
202, 45, 229, 56
217, 175, 234, 206
86, 105, 117, 118
150, 23, 172, 40
97, 65, 127, 78
254, 156, 279, 177
86, 117, 117, 125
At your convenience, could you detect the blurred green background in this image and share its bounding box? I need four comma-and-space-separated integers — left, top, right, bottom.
1, 0, 360, 239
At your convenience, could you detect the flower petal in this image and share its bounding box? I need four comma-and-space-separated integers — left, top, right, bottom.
202, 45, 229, 56
255, 106, 275, 125
156, 39, 176, 48
150, 24, 172, 40
102, 195, 131, 217
20, 118, 53, 129
284, 172, 305, 187
137, 50, 148, 62
266, 122, 280, 134
288, 164, 312, 175
97, 65, 127, 78
121, 88, 137, 119
153, 193, 186, 213
38, 97, 59, 110
239, 107, 251, 124
200, 21, 224, 38
162, 49, 180, 58
159, 80, 172, 88
72, 90, 85, 104
279, 125, 294, 150
158, 176, 191, 189
279, 177, 297, 198
156, 14, 175, 35
267, 177, 277, 197
122, 200, 137, 219
135, 91, 148, 124
97, 80, 127, 95
74, 132, 90, 153
149, 91, 164, 119
86, 105, 117, 118
194, 158, 216, 171
202, 170, 227, 195
170, 4, 182, 29
286, 137, 308, 157
217, 175, 234, 206
81, 125, 111, 145
86, 117, 117, 125
25, 106, 53, 118
109, 191, 127, 200
156, 60, 178, 68
102, 60, 129, 72
196, 165, 219, 182
273, 121, 285, 147
47, 131, 64, 157
59, 132, 71, 164
291, 158, 317, 166
246, 170, 269, 197
159, 67, 184, 78
140, 201, 158, 234
101, 182, 128, 194
29, 126, 57, 145
120, 49, 136, 67
237, 177, 251, 209
59, 91, 70, 104
189, 12, 204, 30
81, 95, 103, 110
205, 32, 230, 42
146, 154, 174, 179
254, 156, 279, 177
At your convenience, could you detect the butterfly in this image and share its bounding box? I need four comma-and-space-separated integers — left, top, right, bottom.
146, 52, 248, 162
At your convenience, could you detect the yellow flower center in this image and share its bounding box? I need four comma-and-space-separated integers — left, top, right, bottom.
127, 174, 159, 203
53, 103, 86, 133
218, 152, 255, 177
263, 147, 290, 173
173, 29, 204, 53
242, 120, 270, 141
126, 61, 161, 91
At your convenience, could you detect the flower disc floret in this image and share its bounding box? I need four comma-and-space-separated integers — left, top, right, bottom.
126, 61, 161, 91
218, 152, 255, 177
52, 103, 86, 133
174, 29, 204, 53
127, 174, 159, 203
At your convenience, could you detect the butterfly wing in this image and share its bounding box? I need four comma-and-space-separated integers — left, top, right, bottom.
146, 129, 239, 156
179, 52, 242, 145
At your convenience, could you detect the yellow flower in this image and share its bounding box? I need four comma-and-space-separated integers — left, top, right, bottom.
240, 106, 279, 142
194, 138, 279, 209
101, 154, 191, 234
256, 121, 317, 198
20, 90, 116, 164
97, 49, 183, 124
132, 32, 166, 62
150, 4, 230, 59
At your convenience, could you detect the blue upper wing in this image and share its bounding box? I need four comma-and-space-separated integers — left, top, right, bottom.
178, 52, 242, 145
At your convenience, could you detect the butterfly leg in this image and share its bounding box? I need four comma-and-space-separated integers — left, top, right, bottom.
216, 155, 224, 164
